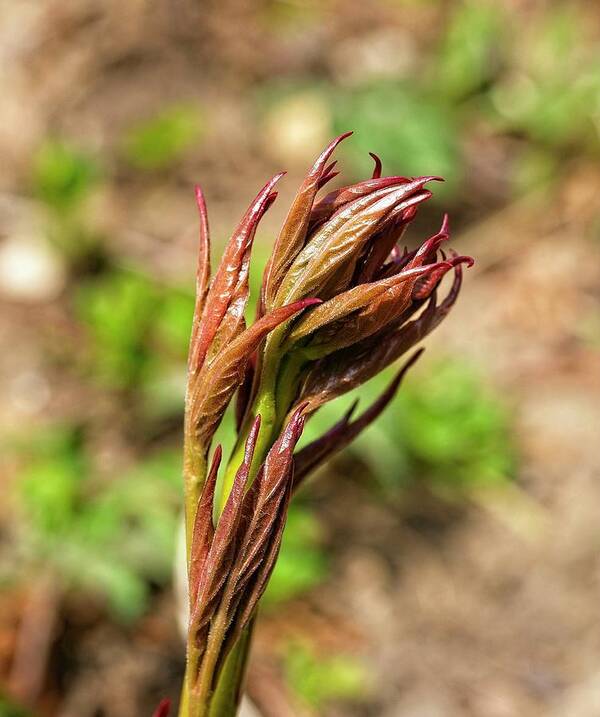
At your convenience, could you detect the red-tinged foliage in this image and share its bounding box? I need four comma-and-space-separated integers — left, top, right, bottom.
181, 133, 473, 712
187, 297, 320, 453
293, 349, 424, 487
263, 132, 353, 311
152, 699, 171, 717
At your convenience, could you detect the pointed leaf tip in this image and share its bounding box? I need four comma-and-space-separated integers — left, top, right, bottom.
369, 152, 382, 179
450, 254, 474, 268
264, 134, 353, 308
440, 212, 450, 234
244, 414, 262, 460
152, 698, 171, 717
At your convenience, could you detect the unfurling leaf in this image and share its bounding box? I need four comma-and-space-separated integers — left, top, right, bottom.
293, 349, 424, 487
300, 262, 468, 411
181, 133, 473, 713
189, 173, 284, 377
263, 132, 352, 310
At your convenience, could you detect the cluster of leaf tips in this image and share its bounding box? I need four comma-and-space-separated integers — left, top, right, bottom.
161, 132, 473, 717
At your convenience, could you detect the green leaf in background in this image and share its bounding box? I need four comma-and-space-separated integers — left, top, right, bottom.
490, 6, 600, 150
122, 104, 203, 170
284, 641, 368, 710
31, 140, 100, 212
75, 267, 195, 397
62, 449, 180, 620
332, 83, 462, 197
19, 427, 86, 536
75, 269, 161, 389
435, 1, 506, 100
14, 424, 180, 621
61, 543, 149, 621
512, 146, 559, 196
154, 287, 195, 359
0, 694, 33, 717
300, 359, 515, 495
360, 359, 515, 492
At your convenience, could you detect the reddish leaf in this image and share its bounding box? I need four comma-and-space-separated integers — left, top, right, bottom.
187, 186, 211, 372
300, 263, 467, 411
293, 349, 424, 487
152, 699, 171, 717
189, 298, 320, 452
190, 173, 284, 376
277, 179, 436, 306
308, 174, 414, 232
369, 152, 383, 179
263, 133, 352, 310
412, 254, 473, 300
188, 445, 222, 605
234, 356, 256, 433
226, 407, 306, 637
355, 207, 415, 284
287, 261, 452, 357
189, 418, 261, 651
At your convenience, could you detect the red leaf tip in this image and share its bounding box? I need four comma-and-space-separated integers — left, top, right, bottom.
152, 698, 171, 717
297, 297, 323, 309
369, 152, 383, 179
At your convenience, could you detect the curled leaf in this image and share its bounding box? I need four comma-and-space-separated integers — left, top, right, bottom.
294, 349, 424, 487
300, 263, 466, 411
277, 179, 436, 306
412, 254, 473, 300
263, 133, 352, 310
369, 152, 383, 179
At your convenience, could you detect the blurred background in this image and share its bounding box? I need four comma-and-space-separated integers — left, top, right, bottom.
1, 0, 600, 715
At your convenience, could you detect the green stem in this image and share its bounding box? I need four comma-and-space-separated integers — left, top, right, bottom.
216, 334, 286, 515
181, 331, 303, 715
207, 621, 254, 717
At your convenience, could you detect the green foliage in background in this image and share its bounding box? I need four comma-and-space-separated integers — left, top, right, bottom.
122, 104, 203, 170
259, 2, 600, 204
75, 270, 161, 388
30, 139, 105, 262
333, 83, 462, 196
490, 6, 600, 152
303, 358, 515, 494
32, 140, 100, 213
387, 360, 515, 490
74, 268, 193, 392
14, 427, 180, 620
0, 694, 32, 717
284, 641, 368, 710
434, 2, 506, 101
